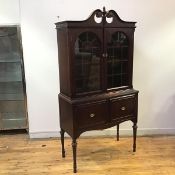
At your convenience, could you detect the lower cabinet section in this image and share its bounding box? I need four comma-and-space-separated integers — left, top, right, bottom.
59, 89, 138, 173
74, 94, 137, 130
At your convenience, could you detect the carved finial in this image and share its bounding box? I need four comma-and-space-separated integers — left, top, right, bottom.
103, 6, 106, 13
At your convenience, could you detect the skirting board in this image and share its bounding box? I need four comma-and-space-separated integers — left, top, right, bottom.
29, 128, 175, 139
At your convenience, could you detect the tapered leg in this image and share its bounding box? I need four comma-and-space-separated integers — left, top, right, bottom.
132, 122, 138, 152
117, 124, 119, 141
60, 129, 65, 158
72, 139, 77, 173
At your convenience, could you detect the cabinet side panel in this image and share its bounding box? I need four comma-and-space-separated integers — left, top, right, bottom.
59, 96, 73, 137
57, 28, 71, 96
128, 29, 135, 89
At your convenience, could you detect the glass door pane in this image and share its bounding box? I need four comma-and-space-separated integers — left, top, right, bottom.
74, 32, 102, 93
0, 26, 27, 130
106, 31, 129, 89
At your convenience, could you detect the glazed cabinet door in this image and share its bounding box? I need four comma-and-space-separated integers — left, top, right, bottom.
70, 29, 103, 96
104, 28, 133, 90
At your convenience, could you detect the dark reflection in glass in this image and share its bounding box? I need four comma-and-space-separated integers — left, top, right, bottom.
107, 32, 129, 88
0, 27, 26, 129
75, 32, 101, 93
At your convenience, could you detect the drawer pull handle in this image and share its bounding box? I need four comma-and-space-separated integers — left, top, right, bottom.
90, 113, 95, 118
121, 106, 126, 111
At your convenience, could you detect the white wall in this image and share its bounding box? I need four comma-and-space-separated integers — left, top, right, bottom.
0, 0, 20, 24
1, 0, 175, 138
134, 0, 175, 133
20, 0, 60, 137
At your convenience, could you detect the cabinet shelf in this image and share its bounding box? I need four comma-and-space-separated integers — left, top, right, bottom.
0, 78, 22, 82
0, 53, 21, 62
75, 47, 100, 50
0, 82, 23, 93
0, 60, 21, 63
107, 45, 128, 48
75, 77, 99, 82
107, 59, 128, 63
1, 112, 25, 118
107, 73, 127, 77
75, 62, 99, 66
0, 94, 24, 101
1, 115, 26, 130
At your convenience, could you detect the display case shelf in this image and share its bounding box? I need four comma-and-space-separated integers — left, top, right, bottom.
0, 94, 24, 101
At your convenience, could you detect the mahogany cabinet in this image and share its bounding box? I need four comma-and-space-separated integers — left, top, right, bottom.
56, 7, 139, 173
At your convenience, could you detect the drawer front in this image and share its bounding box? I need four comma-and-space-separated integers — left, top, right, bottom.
110, 95, 136, 121
75, 100, 107, 129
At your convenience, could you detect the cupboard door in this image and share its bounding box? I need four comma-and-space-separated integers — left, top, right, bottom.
104, 29, 131, 90
73, 30, 103, 94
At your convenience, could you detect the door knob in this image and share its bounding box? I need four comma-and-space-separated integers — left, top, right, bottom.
121, 106, 126, 111
90, 113, 95, 118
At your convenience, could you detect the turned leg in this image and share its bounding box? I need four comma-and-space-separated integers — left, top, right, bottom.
132, 122, 138, 152
117, 124, 119, 141
72, 139, 77, 173
60, 129, 65, 158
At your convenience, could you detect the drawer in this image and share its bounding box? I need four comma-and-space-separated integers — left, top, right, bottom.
75, 100, 108, 129
110, 95, 136, 121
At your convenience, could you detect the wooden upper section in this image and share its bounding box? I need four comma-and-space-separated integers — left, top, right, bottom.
55, 7, 136, 28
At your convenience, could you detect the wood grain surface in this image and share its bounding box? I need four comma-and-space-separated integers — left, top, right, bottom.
0, 134, 174, 175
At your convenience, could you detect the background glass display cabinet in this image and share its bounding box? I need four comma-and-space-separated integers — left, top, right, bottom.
56, 7, 139, 173
0, 26, 28, 130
